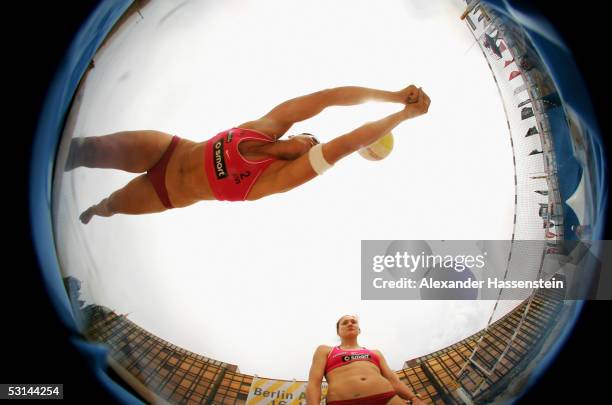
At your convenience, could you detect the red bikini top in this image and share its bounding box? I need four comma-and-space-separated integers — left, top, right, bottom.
204, 127, 277, 201
324, 346, 382, 376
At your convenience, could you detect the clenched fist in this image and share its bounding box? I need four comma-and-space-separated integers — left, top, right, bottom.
395, 84, 419, 104
402, 87, 431, 119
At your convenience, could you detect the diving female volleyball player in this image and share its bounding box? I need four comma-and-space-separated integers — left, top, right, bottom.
68, 85, 430, 224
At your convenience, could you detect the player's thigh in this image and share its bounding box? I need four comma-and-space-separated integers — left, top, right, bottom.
107, 174, 167, 214
93, 130, 174, 171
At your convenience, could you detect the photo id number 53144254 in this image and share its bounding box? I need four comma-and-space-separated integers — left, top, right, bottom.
1, 384, 63, 400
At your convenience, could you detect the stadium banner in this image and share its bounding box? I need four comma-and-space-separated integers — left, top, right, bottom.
247, 377, 328, 405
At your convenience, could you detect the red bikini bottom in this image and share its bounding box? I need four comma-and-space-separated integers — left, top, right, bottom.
147, 135, 180, 209
327, 391, 397, 405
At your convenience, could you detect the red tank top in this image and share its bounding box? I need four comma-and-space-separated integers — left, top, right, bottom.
325, 346, 382, 376
204, 128, 277, 201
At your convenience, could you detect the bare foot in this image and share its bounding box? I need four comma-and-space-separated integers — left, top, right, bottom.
79, 207, 95, 224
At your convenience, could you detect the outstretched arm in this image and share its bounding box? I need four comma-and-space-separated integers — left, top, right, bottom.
239, 85, 418, 140
322, 110, 408, 164
262, 86, 412, 124
266, 88, 431, 195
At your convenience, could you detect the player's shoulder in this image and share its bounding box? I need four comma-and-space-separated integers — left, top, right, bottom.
315, 344, 333, 355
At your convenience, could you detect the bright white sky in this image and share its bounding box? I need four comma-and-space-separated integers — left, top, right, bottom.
54, 0, 519, 379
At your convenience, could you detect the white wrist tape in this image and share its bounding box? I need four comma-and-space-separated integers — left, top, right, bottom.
308, 143, 333, 175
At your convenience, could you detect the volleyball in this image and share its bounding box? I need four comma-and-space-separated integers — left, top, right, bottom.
358, 132, 394, 161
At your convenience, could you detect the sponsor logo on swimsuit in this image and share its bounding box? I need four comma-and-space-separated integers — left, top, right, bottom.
342, 354, 370, 362
213, 139, 228, 179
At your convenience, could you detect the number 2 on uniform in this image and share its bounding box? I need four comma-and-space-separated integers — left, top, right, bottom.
234, 171, 251, 184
